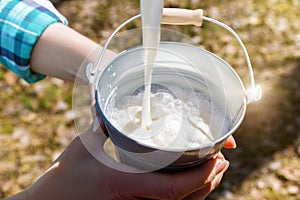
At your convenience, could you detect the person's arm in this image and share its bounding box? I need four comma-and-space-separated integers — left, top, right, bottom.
30, 22, 116, 82
30, 22, 97, 82
4, 127, 234, 200
5, 126, 232, 200
0, 0, 113, 83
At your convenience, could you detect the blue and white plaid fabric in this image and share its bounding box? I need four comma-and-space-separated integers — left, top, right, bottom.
0, 0, 68, 83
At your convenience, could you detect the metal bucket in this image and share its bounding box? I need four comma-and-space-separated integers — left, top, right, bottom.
88, 13, 261, 172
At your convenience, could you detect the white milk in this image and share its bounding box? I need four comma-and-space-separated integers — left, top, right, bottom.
106, 86, 231, 150
140, 0, 164, 127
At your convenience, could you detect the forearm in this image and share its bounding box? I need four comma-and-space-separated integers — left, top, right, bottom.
30, 23, 98, 82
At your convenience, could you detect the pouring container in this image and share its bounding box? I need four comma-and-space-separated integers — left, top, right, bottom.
87, 9, 261, 172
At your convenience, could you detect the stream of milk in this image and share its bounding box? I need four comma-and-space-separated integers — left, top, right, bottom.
140, 0, 164, 128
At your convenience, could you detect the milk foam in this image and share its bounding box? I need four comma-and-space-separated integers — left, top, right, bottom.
106, 87, 231, 150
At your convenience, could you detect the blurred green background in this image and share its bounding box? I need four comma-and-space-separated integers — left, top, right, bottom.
0, 0, 299, 199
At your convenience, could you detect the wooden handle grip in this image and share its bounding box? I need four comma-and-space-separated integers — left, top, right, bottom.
162, 8, 203, 26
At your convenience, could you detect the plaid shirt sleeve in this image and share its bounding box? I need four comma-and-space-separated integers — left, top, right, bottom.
0, 0, 68, 83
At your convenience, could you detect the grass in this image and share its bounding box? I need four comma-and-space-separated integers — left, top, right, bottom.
0, 120, 14, 134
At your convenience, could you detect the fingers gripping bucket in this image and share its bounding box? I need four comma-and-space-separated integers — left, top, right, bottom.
88, 10, 261, 172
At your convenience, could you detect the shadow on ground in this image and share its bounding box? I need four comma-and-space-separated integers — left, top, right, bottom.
208, 57, 300, 198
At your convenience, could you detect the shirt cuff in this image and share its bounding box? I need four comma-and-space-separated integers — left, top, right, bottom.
0, 0, 68, 83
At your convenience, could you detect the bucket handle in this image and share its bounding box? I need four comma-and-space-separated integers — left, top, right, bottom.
90, 8, 261, 104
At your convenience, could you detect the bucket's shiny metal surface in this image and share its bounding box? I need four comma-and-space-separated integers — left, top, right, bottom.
95, 42, 247, 171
